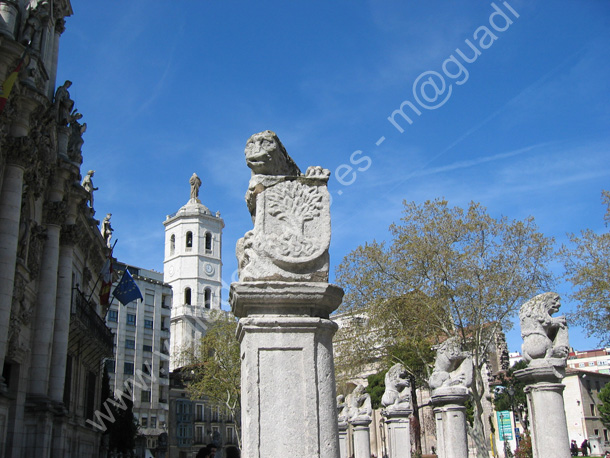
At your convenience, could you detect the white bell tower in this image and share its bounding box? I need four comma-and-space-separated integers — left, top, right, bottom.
163, 173, 224, 370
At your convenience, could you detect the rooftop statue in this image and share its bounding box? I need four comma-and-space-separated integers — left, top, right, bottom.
381, 363, 412, 413
429, 336, 473, 394
520, 292, 569, 370
81, 170, 98, 209
236, 130, 331, 282
101, 213, 113, 248
189, 172, 201, 202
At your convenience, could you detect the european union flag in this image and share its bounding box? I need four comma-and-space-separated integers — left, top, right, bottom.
112, 269, 143, 306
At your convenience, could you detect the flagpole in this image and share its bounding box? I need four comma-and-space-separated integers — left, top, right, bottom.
88, 239, 118, 303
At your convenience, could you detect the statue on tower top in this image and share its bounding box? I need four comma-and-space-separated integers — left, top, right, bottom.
189, 173, 201, 202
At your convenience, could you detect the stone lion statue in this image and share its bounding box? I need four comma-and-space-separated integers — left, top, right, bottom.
337, 395, 349, 428
236, 130, 332, 282
381, 363, 412, 411
520, 292, 569, 367
347, 384, 372, 423
429, 336, 473, 392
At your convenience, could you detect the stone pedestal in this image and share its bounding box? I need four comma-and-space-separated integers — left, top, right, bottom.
338, 423, 348, 458
384, 408, 413, 458
351, 418, 372, 458
431, 387, 470, 458
230, 281, 343, 458
515, 366, 570, 458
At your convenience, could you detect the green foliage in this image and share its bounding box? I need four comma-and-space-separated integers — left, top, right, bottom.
599, 381, 610, 429
100, 365, 140, 452
560, 190, 610, 345
366, 371, 387, 409
336, 199, 555, 458
108, 398, 139, 453
181, 310, 241, 447
493, 360, 528, 420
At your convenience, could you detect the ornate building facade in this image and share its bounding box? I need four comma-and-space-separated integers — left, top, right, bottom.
0, 1, 114, 456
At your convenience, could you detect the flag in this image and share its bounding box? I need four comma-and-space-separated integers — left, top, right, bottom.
99, 257, 113, 306
112, 269, 143, 306
0, 52, 27, 114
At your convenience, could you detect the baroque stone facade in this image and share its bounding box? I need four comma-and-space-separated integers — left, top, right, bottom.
0, 1, 115, 456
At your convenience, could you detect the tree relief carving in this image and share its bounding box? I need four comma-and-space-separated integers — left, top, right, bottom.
263, 180, 329, 262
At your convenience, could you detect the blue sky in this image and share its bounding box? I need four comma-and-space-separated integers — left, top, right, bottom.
56, 1, 610, 352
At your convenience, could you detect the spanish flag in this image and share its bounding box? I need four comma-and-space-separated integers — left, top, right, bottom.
0, 53, 27, 114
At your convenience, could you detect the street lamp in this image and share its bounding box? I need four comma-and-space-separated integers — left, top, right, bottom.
507, 385, 519, 444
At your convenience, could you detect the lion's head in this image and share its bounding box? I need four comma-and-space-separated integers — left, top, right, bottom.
519, 292, 560, 322
244, 130, 301, 176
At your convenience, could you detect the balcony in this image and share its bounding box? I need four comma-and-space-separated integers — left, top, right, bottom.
69, 289, 114, 365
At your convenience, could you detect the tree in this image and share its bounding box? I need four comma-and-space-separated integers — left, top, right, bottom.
599, 382, 610, 429
560, 190, 610, 345
493, 360, 529, 429
98, 366, 140, 454
336, 199, 555, 458
181, 310, 242, 448
366, 371, 387, 409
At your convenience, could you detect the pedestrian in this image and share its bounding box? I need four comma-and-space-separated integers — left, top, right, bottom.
196, 444, 218, 458
581, 439, 591, 456
571, 440, 577, 456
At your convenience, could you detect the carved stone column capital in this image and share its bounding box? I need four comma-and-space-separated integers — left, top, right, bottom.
60, 224, 80, 246
43, 200, 67, 226
4, 135, 36, 168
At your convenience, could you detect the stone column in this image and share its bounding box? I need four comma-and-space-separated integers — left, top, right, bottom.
515, 367, 570, 458
351, 418, 372, 458
232, 130, 342, 458
231, 282, 342, 458
384, 410, 412, 458
381, 363, 413, 458
48, 224, 78, 402
431, 388, 470, 458
28, 201, 65, 396
515, 292, 571, 458
0, 162, 24, 381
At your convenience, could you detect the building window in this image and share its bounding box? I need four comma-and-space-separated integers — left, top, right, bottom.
195, 426, 203, 444
141, 390, 151, 403
143, 344, 153, 352
196, 404, 204, 421
144, 319, 154, 329
127, 313, 136, 326
204, 288, 211, 309
591, 404, 596, 416
151, 416, 157, 428
125, 339, 135, 349
227, 426, 235, 445
142, 363, 151, 375
604, 430, 608, 442
141, 416, 148, 427
170, 234, 175, 255
594, 429, 599, 436
85, 371, 97, 420
186, 231, 193, 248
185, 287, 191, 305
145, 292, 155, 307
205, 232, 212, 251
105, 359, 115, 373
595, 380, 601, 391
108, 309, 118, 322
124, 362, 134, 375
